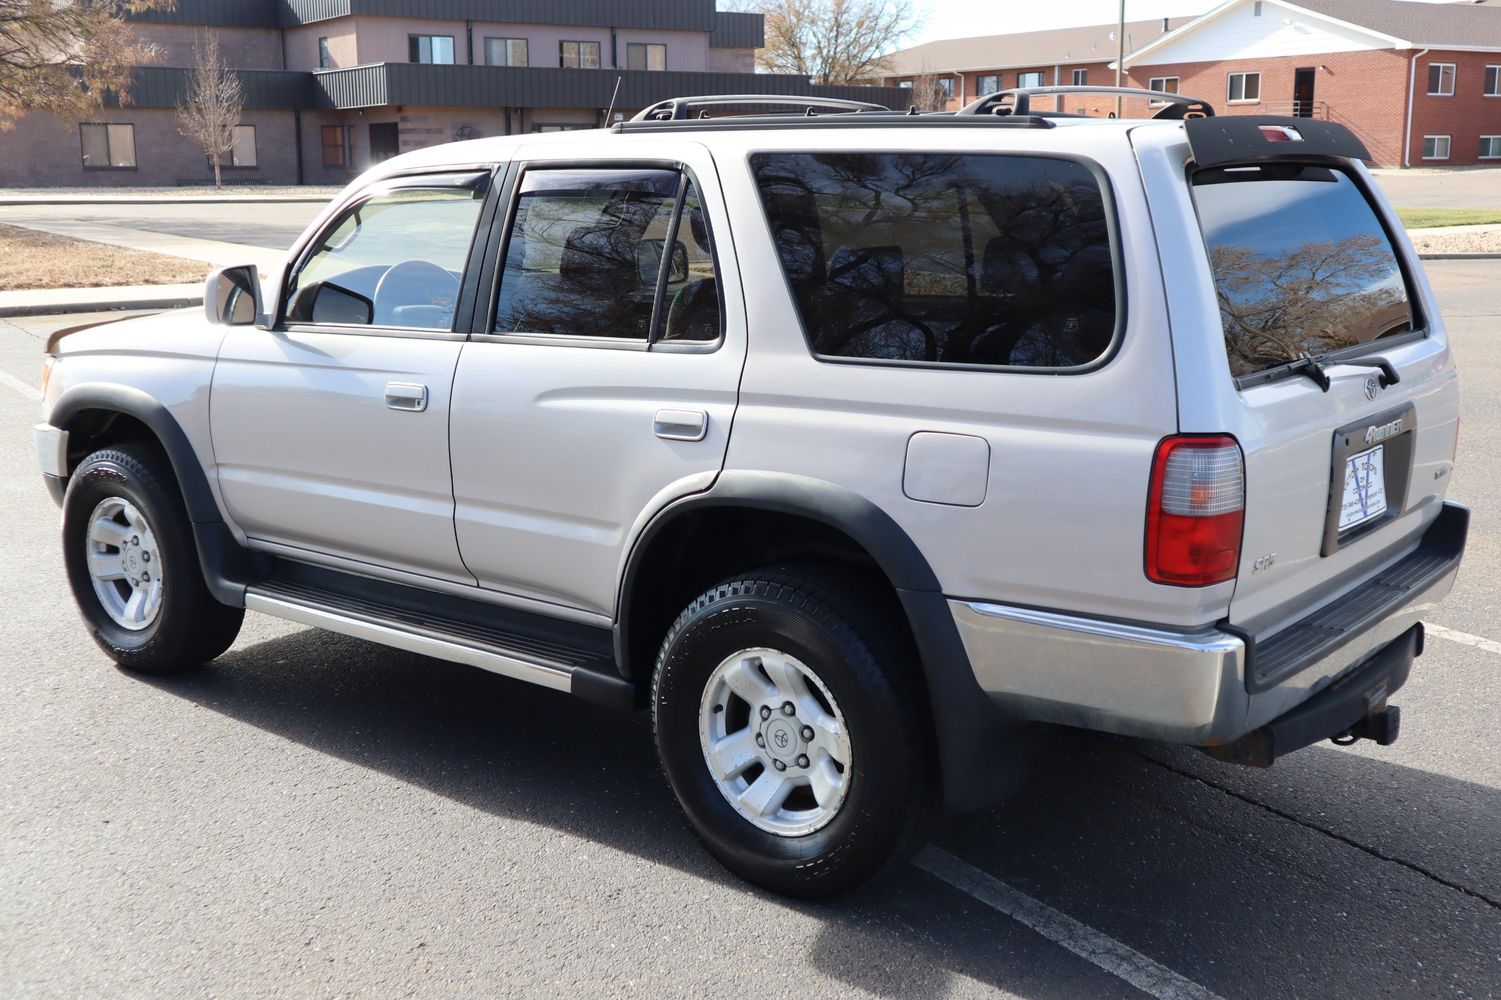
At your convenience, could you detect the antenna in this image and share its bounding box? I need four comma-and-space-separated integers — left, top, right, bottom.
606, 75, 623, 125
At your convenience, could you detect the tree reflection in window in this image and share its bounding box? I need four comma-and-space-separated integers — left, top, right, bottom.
751, 152, 1118, 369
1193, 166, 1413, 379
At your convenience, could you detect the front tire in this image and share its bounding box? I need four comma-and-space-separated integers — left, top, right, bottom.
62, 443, 244, 674
652, 569, 934, 898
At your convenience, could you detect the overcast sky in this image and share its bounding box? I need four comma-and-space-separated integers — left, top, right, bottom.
908, 0, 1465, 45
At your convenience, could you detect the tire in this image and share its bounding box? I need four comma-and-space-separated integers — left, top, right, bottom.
61, 442, 243, 674
652, 568, 935, 898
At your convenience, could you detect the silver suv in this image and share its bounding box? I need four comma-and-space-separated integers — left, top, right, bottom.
32, 89, 1468, 897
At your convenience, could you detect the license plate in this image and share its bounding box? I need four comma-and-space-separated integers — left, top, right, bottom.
1339, 445, 1387, 531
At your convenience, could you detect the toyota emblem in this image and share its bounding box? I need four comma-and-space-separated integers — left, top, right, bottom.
1364, 376, 1380, 401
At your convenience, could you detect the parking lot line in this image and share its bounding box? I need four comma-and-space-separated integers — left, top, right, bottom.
1426, 623, 1501, 656
914, 847, 1226, 1000
0, 367, 41, 401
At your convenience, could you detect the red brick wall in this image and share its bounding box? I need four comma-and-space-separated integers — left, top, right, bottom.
1125, 50, 1411, 165
1406, 51, 1501, 166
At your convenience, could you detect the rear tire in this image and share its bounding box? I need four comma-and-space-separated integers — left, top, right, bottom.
652, 568, 935, 898
62, 443, 243, 674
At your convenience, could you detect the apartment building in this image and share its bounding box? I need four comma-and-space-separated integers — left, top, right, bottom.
1121, 0, 1501, 167
0, 0, 900, 187
886, 0, 1501, 168
883, 18, 1186, 118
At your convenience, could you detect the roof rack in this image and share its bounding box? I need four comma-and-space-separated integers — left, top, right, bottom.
630, 94, 891, 122
959, 86, 1216, 120
613, 110, 1056, 134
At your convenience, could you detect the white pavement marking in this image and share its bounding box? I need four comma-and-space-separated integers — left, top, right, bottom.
0, 367, 41, 401
1426, 623, 1501, 656
914, 847, 1226, 1000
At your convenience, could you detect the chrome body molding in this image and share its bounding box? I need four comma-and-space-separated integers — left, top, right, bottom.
33, 423, 68, 479
244, 589, 574, 694
952, 542, 1462, 746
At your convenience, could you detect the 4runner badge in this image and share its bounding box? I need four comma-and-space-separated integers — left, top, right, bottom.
1364, 418, 1404, 445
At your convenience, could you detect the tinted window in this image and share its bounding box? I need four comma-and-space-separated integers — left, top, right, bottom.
494, 168, 720, 342
1192, 165, 1413, 380
287, 179, 487, 330
752, 152, 1117, 369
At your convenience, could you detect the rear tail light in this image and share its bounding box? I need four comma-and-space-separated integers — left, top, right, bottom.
1146, 435, 1245, 586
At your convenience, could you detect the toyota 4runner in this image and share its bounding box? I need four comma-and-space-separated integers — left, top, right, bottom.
32, 88, 1467, 897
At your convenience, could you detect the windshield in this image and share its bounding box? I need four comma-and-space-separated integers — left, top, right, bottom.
1191, 165, 1414, 381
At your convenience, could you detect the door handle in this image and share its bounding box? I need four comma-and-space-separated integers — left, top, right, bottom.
653, 408, 708, 442
385, 382, 428, 412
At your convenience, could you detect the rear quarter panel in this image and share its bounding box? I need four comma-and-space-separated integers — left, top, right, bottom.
718, 126, 1228, 627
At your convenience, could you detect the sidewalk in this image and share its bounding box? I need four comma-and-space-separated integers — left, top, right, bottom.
0, 283, 201, 318
0, 187, 339, 207
3, 219, 284, 273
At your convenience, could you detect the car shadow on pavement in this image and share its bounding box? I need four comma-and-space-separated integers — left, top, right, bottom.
146, 627, 1501, 1000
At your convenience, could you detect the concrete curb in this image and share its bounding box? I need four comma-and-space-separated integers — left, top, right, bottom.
0, 195, 333, 206
1417, 252, 1501, 260
0, 294, 201, 318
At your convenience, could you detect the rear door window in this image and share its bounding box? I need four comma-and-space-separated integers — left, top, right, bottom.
751, 152, 1118, 370
1191, 165, 1415, 381
493, 167, 722, 343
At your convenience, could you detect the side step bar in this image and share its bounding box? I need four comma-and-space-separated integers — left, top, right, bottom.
244, 584, 635, 709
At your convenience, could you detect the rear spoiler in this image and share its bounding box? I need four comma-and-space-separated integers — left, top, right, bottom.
1185, 116, 1371, 168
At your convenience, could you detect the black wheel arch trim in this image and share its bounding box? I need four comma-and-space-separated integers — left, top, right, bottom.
48, 383, 269, 607
615, 470, 1020, 813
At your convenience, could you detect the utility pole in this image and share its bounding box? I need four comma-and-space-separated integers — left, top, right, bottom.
1115, 0, 1126, 117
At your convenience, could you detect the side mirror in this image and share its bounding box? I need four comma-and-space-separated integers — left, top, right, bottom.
204, 265, 263, 326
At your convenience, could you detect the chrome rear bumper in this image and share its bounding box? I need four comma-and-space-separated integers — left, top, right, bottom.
951, 501, 1468, 746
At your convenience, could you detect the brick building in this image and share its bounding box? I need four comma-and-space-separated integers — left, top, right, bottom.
1122, 0, 1501, 167
0, 0, 900, 188
882, 18, 1188, 119
886, 0, 1501, 168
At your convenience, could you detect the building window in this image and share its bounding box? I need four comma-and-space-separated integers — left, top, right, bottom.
1423, 135, 1451, 160
1482, 136, 1501, 159
318, 37, 331, 69
626, 42, 666, 71
534, 123, 593, 132
560, 40, 601, 69
897, 79, 913, 88
1427, 62, 1455, 96
1148, 76, 1179, 105
409, 35, 455, 64
1017, 71, 1045, 88
1486, 66, 1501, 97
230, 125, 257, 167
79, 123, 135, 169
321, 125, 350, 168
977, 74, 1000, 94
1227, 72, 1261, 102
1072, 68, 1088, 86
938, 77, 954, 98
484, 37, 528, 67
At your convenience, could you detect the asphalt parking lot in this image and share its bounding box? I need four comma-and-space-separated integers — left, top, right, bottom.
0, 261, 1497, 999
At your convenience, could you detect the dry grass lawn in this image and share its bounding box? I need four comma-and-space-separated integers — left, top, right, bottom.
0, 224, 209, 291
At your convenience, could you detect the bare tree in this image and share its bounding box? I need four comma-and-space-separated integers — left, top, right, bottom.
0, 0, 170, 128
746, 0, 918, 85
177, 32, 244, 192
907, 70, 950, 112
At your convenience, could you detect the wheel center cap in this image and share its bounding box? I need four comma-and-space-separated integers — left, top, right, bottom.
125, 551, 141, 573
762, 718, 800, 761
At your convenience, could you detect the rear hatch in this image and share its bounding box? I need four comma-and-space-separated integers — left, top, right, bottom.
1143, 124, 1460, 642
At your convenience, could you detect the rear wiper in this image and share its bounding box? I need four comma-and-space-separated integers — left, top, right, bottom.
1327, 355, 1400, 388
1268, 353, 1332, 392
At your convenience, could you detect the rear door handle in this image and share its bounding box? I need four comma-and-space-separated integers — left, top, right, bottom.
385, 382, 428, 412
654, 408, 708, 442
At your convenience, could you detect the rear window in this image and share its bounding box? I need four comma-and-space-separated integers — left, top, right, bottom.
751, 152, 1118, 369
1192, 165, 1415, 380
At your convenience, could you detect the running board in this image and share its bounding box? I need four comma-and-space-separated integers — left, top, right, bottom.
244, 583, 634, 709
